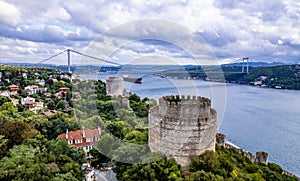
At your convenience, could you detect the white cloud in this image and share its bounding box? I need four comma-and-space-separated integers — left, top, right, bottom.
0, 1, 21, 26
0, 0, 300, 64
43, 7, 71, 21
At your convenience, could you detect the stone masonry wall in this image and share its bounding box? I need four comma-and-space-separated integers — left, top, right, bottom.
106, 77, 123, 97
149, 95, 217, 166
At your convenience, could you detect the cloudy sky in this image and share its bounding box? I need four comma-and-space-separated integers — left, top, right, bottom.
0, 0, 299, 65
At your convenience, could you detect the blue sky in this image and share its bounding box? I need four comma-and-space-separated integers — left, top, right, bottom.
0, 0, 299, 65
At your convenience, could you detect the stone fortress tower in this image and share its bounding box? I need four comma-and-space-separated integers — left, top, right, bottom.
106, 77, 123, 97
148, 95, 217, 166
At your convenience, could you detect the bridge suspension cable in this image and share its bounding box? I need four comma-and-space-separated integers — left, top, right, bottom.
199, 57, 249, 74
35, 49, 249, 74
35, 49, 67, 65
34, 49, 121, 73
69, 49, 121, 66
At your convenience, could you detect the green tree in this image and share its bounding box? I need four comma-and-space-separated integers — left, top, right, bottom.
0, 121, 39, 156
16, 103, 24, 112
18, 89, 29, 97
66, 91, 72, 102
189, 150, 220, 173
184, 170, 223, 181
47, 139, 85, 163
105, 121, 126, 139
0, 141, 83, 181
47, 100, 56, 110
129, 94, 140, 103
121, 157, 181, 181
26, 115, 51, 136
89, 147, 111, 166
96, 134, 120, 159
124, 130, 148, 144
56, 100, 66, 110
0, 102, 17, 113
113, 143, 147, 164
0, 96, 10, 106
268, 163, 283, 173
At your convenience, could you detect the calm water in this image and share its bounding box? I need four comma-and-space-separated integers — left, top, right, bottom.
81, 73, 300, 176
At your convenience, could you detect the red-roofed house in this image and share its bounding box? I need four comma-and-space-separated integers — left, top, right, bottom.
9, 85, 19, 95
57, 127, 101, 155
42, 110, 57, 115
9, 84, 19, 92
58, 87, 70, 93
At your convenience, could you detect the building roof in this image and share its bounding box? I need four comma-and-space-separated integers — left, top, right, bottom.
85, 129, 100, 139
25, 102, 35, 105
0, 91, 9, 97
9, 85, 19, 91
57, 128, 101, 147
9, 84, 19, 88
25, 85, 39, 89
59, 87, 70, 91
42, 110, 57, 115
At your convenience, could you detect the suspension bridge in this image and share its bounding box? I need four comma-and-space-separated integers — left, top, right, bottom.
36, 49, 121, 73
37, 49, 249, 74
200, 57, 250, 74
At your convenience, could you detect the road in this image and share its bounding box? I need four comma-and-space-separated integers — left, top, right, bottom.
95, 169, 118, 181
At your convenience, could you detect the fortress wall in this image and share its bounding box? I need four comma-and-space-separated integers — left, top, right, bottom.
149, 95, 217, 166
106, 77, 123, 96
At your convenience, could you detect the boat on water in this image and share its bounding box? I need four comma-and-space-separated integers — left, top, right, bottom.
123, 76, 142, 83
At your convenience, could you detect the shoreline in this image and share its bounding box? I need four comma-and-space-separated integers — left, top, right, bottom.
224, 139, 300, 179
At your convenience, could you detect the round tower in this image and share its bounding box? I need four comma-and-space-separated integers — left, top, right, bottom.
106, 77, 123, 97
148, 95, 217, 166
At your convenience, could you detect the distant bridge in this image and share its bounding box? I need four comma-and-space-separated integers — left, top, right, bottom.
37, 49, 249, 74
36, 49, 121, 73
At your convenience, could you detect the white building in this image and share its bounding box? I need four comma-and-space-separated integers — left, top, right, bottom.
21, 96, 35, 105
25, 85, 48, 95
36, 79, 45, 86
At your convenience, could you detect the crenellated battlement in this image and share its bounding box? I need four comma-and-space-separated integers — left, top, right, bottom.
160, 95, 211, 108
149, 95, 217, 166
158, 95, 213, 122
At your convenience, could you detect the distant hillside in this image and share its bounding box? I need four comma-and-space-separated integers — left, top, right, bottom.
155, 64, 300, 90
223, 64, 300, 90
223, 61, 287, 67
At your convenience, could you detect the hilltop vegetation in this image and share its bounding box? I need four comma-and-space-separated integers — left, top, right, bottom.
0, 65, 298, 181
223, 64, 300, 90
156, 64, 300, 90
112, 144, 298, 181
0, 65, 153, 180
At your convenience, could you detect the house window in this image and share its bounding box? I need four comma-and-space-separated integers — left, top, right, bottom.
75, 139, 82, 144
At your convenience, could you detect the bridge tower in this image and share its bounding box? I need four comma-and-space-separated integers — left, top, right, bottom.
67, 49, 71, 73
241, 57, 249, 74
